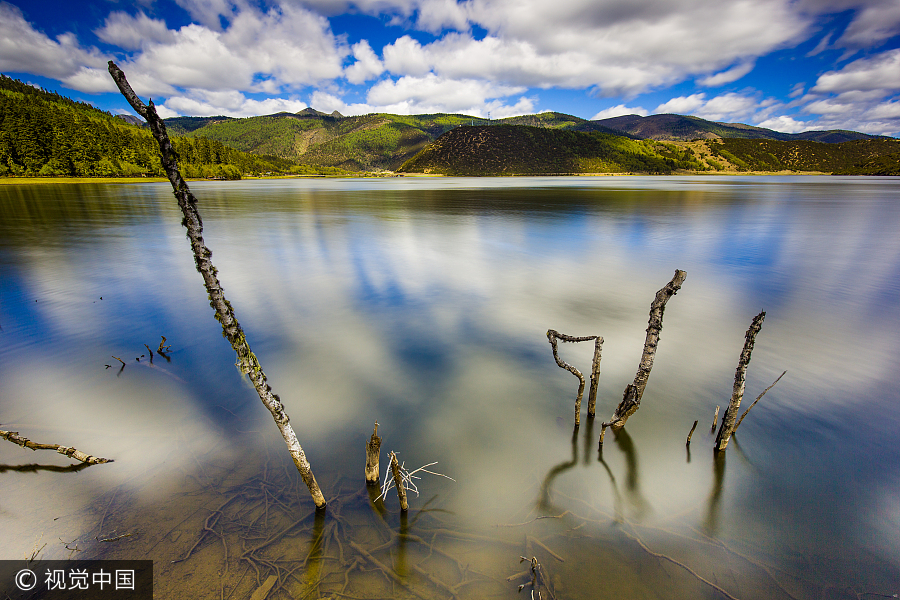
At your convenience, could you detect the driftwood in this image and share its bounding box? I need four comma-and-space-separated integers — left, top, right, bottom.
733, 370, 786, 433
710, 405, 720, 433
546, 330, 603, 426
107, 61, 325, 509
365, 422, 382, 486
1, 429, 112, 464
601, 270, 686, 439
715, 311, 765, 452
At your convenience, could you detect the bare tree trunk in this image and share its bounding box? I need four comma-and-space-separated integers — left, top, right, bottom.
715, 311, 765, 452
365, 422, 382, 486
1, 429, 112, 464
107, 61, 325, 509
546, 330, 602, 426
602, 270, 686, 434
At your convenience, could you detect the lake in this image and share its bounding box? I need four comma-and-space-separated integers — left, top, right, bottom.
1, 175, 899, 599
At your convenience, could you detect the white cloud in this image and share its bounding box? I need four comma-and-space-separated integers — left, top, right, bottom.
311, 74, 535, 118
95, 11, 175, 50
158, 90, 308, 117
655, 93, 708, 115
344, 40, 384, 84
756, 115, 815, 133
699, 60, 756, 87
0, 2, 108, 83
813, 49, 900, 94
591, 104, 649, 120
835, 0, 900, 49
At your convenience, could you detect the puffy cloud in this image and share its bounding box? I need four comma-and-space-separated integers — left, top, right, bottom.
655, 93, 708, 115
591, 104, 649, 120
835, 0, 900, 49
157, 89, 308, 117
656, 92, 779, 124
756, 115, 815, 133
311, 74, 535, 117
0, 2, 108, 83
95, 11, 175, 50
344, 40, 384, 84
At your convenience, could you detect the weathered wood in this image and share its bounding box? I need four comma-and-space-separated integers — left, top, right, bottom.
587, 336, 604, 418
107, 61, 325, 509
710, 405, 720, 433
715, 311, 766, 452
733, 370, 786, 433
389, 451, 408, 511
602, 269, 687, 433
365, 421, 382, 486
686, 420, 699, 445
1, 429, 112, 464
547, 329, 602, 426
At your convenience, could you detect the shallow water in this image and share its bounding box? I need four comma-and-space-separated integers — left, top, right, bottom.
1, 176, 899, 599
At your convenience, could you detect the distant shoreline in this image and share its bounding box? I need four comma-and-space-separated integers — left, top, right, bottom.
0, 171, 846, 186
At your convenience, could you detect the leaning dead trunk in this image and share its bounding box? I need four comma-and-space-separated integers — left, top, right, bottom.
107, 61, 325, 509
602, 270, 686, 434
714, 311, 765, 452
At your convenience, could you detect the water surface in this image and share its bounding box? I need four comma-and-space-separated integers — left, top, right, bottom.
1, 176, 899, 599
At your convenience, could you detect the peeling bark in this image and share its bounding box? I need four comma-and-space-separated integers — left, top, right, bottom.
715, 311, 766, 452
602, 269, 686, 434
1, 429, 112, 464
107, 61, 325, 509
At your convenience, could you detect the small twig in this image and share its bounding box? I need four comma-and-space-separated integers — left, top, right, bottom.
733, 370, 787, 432
112, 355, 126, 366
710, 405, 720, 433
98, 532, 133, 543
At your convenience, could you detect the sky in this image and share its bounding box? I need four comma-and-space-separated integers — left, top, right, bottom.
0, 0, 899, 136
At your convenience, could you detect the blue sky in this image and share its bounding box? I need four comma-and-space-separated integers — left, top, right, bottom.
1, 0, 899, 135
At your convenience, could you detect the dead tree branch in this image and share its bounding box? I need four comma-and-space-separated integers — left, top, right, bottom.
602, 269, 686, 437
733, 370, 786, 433
1, 429, 112, 464
546, 330, 603, 426
715, 311, 765, 452
107, 61, 325, 509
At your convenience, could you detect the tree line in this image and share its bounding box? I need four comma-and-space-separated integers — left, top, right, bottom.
0, 75, 290, 179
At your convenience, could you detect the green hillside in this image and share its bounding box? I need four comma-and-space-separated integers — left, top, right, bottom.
0, 74, 294, 179
708, 137, 900, 172
178, 111, 477, 171
397, 125, 705, 175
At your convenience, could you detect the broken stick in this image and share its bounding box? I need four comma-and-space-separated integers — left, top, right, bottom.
365, 421, 382, 486
1, 429, 112, 464
733, 370, 786, 433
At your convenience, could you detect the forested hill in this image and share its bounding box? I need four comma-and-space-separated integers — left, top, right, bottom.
397, 125, 706, 175
0, 75, 293, 178
398, 125, 900, 175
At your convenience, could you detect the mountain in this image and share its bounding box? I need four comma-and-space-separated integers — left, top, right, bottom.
593, 113, 879, 143
398, 124, 900, 175
397, 125, 702, 175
